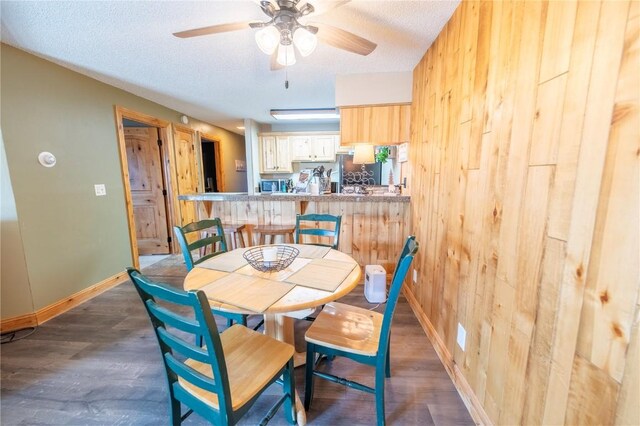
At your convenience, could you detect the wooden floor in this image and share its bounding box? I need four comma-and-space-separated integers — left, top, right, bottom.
0, 256, 473, 425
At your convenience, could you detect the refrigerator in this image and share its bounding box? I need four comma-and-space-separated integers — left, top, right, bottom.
337, 154, 382, 192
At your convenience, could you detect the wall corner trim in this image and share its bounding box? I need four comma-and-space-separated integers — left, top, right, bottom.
403, 287, 492, 426
1, 271, 129, 333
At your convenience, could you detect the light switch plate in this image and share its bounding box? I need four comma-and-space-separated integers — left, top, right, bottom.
413, 269, 417, 283
94, 184, 106, 196
457, 323, 466, 351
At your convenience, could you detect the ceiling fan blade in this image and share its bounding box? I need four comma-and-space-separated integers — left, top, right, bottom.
306, 0, 350, 17
173, 21, 254, 38
312, 22, 376, 56
270, 51, 284, 71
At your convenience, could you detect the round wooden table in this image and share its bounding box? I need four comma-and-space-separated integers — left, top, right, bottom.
183, 244, 362, 425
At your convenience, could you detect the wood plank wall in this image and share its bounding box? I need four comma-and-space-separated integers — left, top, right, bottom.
200, 199, 410, 272
407, 1, 639, 424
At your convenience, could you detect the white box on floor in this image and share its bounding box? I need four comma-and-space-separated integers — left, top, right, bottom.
364, 265, 387, 303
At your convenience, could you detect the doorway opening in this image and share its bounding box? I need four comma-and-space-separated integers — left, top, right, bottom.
199, 133, 225, 192
114, 106, 175, 270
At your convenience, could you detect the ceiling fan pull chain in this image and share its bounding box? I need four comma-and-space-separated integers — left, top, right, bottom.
285, 66, 289, 89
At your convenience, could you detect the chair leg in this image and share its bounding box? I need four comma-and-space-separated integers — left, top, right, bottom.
283, 358, 297, 424
170, 396, 181, 426
375, 365, 386, 426
239, 315, 248, 327
252, 318, 265, 331
385, 343, 391, 378
304, 343, 315, 410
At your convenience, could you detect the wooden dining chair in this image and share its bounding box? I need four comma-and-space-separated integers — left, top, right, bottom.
303, 236, 418, 426
127, 268, 297, 426
173, 219, 263, 332
173, 218, 228, 271
294, 214, 342, 249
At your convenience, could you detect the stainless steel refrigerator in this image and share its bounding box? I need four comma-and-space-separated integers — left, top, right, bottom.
337, 154, 382, 192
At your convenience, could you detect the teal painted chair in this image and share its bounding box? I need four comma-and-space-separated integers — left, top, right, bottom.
294, 213, 343, 322
173, 219, 228, 272
303, 236, 418, 426
127, 269, 297, 426
173, 219, 263, 332
174, 219, 247, 328
294, 214, 342, 249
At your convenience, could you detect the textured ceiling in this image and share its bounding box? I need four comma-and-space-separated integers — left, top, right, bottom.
0, 0, 459, 134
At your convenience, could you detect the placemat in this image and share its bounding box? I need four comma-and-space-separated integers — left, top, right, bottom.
199, 273, 294, 313
196, 249, 248, 273
284, 258, 358, 292
295, 245, 331, 259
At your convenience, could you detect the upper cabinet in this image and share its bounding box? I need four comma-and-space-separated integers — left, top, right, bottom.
290, 135, 337, 162
339, 104, 411, 146
260, 135, 292, 173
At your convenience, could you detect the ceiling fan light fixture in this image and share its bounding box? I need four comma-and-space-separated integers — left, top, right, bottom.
255, 26, 280, 54
277, 43, 296, 66
293, 27, 317, 57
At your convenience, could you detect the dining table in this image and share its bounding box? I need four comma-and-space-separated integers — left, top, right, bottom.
183, 243, 362, 425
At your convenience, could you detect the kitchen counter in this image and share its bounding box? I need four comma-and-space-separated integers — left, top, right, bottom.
179, 192, 411, 270
178, 192, 410, 203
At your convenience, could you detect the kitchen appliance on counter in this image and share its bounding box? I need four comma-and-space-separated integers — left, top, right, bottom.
260, 179, 291, 193
337, 154, 382, 193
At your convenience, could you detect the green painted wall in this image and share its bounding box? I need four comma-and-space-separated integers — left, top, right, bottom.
1, 132, 34, 318
0, 44, 245, 313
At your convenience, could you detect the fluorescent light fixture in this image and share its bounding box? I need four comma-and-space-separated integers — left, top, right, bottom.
236, 126, 245, 130
270, 108, 339, 120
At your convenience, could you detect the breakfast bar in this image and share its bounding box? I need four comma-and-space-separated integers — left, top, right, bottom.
178, 193, 411, 272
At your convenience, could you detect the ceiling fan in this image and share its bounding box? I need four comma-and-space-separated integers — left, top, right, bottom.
173, 0, 377, 68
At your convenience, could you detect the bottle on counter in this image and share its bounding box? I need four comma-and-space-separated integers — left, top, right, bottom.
309, 177, 320, 195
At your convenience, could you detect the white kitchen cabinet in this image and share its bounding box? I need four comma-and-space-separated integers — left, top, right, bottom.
290, 135, 337, 162
260, 136, 292, 173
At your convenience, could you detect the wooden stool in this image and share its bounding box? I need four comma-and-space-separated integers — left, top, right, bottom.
223, 223, 247, 250
253, 225, 295, 245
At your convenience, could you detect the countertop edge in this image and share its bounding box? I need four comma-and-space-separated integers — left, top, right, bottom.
178, 193, 411, 203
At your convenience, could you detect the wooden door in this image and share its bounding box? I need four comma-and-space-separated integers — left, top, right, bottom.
124, 128, 170, 255
173, 126, 199, 226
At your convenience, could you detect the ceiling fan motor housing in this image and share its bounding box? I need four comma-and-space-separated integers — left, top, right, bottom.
253, 0, 318, 45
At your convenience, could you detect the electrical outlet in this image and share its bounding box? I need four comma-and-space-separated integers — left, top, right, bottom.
94, 184, 106, 196
413, 269, 417, 283
457, 323, 466, 351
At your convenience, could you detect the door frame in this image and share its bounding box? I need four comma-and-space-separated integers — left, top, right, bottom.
114, 106, 177, 269
198, 131, 225, 193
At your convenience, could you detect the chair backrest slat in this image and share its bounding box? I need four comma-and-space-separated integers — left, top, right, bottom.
295, 214, 342, 249
135, 273, 193, 305
165, 353, 218, 394
174, 218, 228, 271
157, 327, 210, 364
147, 302, 200, 335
